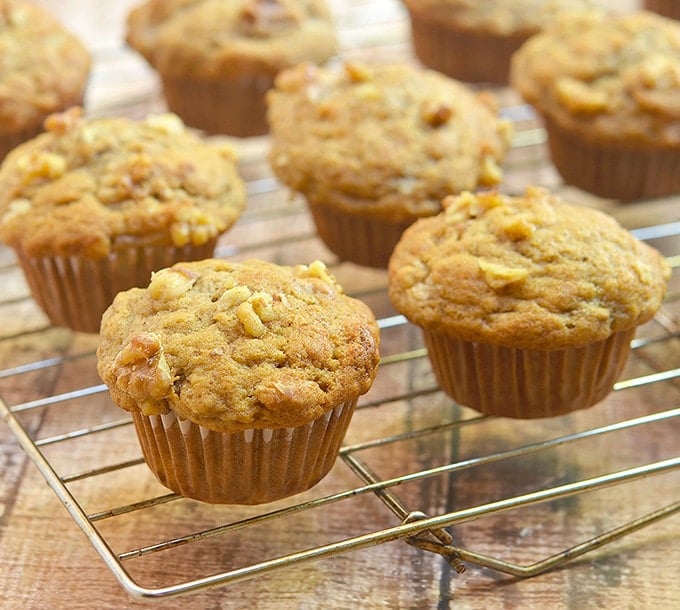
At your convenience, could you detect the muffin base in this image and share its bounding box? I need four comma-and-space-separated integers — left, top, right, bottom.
406, 8, 529, 84
131, 399, 357, 504
644, 0, 680, 19
16, 239, 216, 334
544, 117, 680, 201
422, 328, 636, 418
308, 203, 414, 269
162, 74, 274, 137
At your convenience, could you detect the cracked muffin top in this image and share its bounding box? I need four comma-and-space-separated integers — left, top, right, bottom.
267, 61, 512, 223
126, 0, 336, 79
511, 10, 680, 146
0, 109, 245, 259
388, 186, 671, 350
0, 0, 91, 134
96, 258, 381, 432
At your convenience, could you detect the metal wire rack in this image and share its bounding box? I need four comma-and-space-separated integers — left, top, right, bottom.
0, 0, 679, 603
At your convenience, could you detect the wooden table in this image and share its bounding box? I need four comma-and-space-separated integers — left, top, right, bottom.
1, 1, 678, 608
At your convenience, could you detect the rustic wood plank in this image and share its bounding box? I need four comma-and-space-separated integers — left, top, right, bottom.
1, 1, 678, 609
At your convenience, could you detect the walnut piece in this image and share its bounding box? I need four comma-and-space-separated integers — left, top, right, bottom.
148, 266, 198, 300
478, 259, 529, 289
169, 207, 220, 247
112, 333, 173, 415
237, 301, 267, 337
16, 150, 67, 184
421, 100, 453, 127
555, 77, 608, 114
144, 113, 185, 135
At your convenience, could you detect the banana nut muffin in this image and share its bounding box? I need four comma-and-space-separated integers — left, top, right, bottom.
511, 10, 680, 201
126, 0, 337, 137
0, 0, 91, 159
96, 258, 381, 503
0, 108, 246, 333
403, 0, 596, 84
388, 186, 671, 418
267, 61, 512, 267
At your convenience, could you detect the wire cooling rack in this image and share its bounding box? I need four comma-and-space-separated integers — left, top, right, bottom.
0, 0, 679, 602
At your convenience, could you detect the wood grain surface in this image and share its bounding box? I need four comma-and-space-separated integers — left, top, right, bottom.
1, 1, 678, 609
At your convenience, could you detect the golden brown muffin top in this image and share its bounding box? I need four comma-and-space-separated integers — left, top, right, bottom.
96, 258, 381, 432
388, 187, 671, 350
0, 1, 91, 133
403, 0, 597, 35
267, 61, 512, 223
126, 0, 336, 79
511, 11, 680, 146
0, 109, 246, 259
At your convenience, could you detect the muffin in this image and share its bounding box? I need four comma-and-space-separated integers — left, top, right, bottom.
267, 61, 512, 268
126, 0, 337, 137
511, 11, 680, 201
96, 258, 381, 504
388, 186, 671, 418
0, 0, 91, 159
402, 0, 596, 84
644, 1, 680, 20
0, 108, 246, 334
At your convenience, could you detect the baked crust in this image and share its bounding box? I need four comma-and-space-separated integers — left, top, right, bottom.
267, 61, 512, 223
388, 187, 671, 350
0, 1, 91, 134
511, 10, 680, 147
0, 109, 246, 258
97, 258, 381, 432
126, 0, 336, 79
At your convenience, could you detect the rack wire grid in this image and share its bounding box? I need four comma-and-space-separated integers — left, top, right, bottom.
0, 0, 679, 603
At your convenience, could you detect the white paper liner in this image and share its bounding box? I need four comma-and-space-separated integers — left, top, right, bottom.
132, 398, 358, 504
15, 239, 216, 333
422, 328, 636, 418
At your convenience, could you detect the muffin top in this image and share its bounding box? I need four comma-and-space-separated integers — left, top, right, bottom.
403, 0, 597, 35
267, 61, 512, 223
126, 0, 336, 79
511, 11, 680, 146
97, 258, 381, 432
0, 109, 246, 259
388, 187, 671, 350
0, 1, 91, 134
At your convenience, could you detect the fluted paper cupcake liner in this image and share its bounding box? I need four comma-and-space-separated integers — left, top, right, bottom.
406, 8, 527, 84
131, 398, 357, 504
16, 239, 216, 333
544, 117, 680, 201
422, 328, 636, 418
308, 203, 413, 269
644, 0, 680, 19
162, 74, 274, 137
